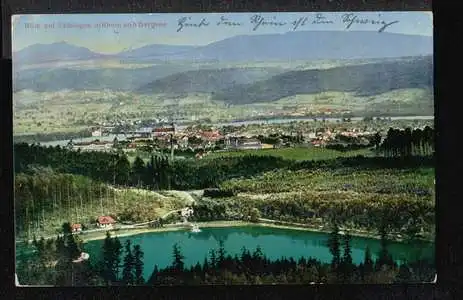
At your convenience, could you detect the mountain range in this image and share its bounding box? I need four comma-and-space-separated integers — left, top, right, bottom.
13, 31, 433, 65
13, 31, 433, 113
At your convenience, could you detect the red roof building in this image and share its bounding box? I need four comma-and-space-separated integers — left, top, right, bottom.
71, 223, 82, 232
97, 216, 116, 228
200, 131, 222, 141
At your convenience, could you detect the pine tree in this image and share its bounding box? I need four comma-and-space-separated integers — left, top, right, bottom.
377, 226, 394, 270
203, 256, 209, 272
131, 156, 145, 187
122, 240, 135, 285
327, 223, 341, 269
209, 249, 217, 269
217, 240, 226, 268
340, 232, 353, 283
172, 243, 185, 272
101, 231, 122, 285
115, 154, 131, 186
363, 246, 374, 278
133, 244, 145, 285
147, 265, 159, 285
62, 222, 81, 260
395, 263, 412, 283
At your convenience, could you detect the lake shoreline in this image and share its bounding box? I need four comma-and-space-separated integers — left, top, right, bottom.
80, 220, 433, 244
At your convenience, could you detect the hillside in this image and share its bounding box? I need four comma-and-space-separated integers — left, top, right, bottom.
136, 67, 285, 94
212, 56, 433, 104
13, 64, 194, 92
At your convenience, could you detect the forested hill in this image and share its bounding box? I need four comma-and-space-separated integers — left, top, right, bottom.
136, 67, 284, 94
212, 56, 433, 104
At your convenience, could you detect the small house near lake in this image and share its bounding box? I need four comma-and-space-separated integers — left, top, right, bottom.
71, 223, 82, 233
97, 216, 116, 229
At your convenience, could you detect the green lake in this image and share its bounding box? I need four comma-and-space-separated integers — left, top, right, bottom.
83, 226, 435, 280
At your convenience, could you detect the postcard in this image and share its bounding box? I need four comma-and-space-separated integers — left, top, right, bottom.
12, 12, 435, 286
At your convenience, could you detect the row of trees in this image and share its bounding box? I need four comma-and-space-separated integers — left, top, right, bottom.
18, 224, 435, 286
380, 126, 434, 157
149, 227, 434, 285
15, 143, 434, 193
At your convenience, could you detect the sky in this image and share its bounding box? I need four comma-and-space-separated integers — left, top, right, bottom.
12, 12, 433, 54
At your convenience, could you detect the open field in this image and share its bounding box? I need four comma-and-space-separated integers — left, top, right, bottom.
13, 84, 433, 136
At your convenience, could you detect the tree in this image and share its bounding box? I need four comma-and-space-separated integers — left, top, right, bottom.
122, 240, 135, 285
131, 156, 145, 187
147, 265, 159, 285
395, 263, 412, 283
363, 246, 374, 279
327, 223, 341, 270
133, 244, 145, 285
61, 222, 81, 261
376, 226, 394, 269
217, 240, 226, 269
101, 231, 122, 285
115, 154, 131, 186
113, 137, 119, 150
249, 208, 261, 223
372, 132, 382, 149
209, 249, 217, 269
340, 232, 353, 283
172, 243, 185, 272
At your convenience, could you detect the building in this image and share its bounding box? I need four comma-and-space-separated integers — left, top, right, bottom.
225, 136, 262, 150
97, 216, 116, 228
73, 141, 113, 152
200, 130, 222, 142
92, 129, 102, 137
134, 127, 153, 138
152, 124, 175, 137
71, 223, 82, 233
73, 252, 90, 263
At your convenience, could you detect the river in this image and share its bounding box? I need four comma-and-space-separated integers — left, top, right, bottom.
82, 226, 435, 281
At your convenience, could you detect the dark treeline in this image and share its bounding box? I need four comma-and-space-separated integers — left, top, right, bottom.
325, 143, 371, 152
13, 130, 92, 144
14, 143, 434, 191
380, 126, 434, 157
17, 224, 435, 286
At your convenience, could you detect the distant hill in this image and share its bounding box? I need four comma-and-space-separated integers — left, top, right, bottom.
166, 31, 433, 62
13, 65, 194, 92
212, 56, 433, 104
136, 67, 285, 94
13, 42, 107, 65
114, 44, 196, 59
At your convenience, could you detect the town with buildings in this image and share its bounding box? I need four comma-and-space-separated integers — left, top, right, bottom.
66, 118, 432, 157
